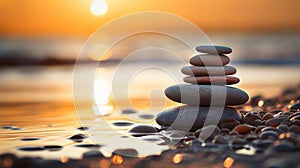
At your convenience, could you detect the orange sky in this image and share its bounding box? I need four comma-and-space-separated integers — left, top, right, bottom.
0, 0, 300, 37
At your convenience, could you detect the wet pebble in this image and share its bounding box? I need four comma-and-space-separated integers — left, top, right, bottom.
243, 113, 261, 125
17, 146, 45, 151
112, 121, 134, 126
68, 134, 87, 142
139, 114, 155, 119
291, 102, 300, 110
129, 125, 158, 137
113, 149, 138, 157
212, 135, 228, 144
75, 144, 101, 148
259, 131, 279, 140
20, 137, 40, 141
276, 124, 289, 132
44, 145, 63, 151
232, 124, 255, 134
82, 150, 104, 159
265, 118, 284, 127
288, 125, 300, 134
218, 119, 240, 130
195, 125, 220, 141
121, 109, 137, 114
270, 140, 295, 152
262, 113, 274, 120
77, 126, 89, 131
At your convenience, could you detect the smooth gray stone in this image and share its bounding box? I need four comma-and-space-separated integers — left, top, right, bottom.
181, 66, 236, 76
196, 45, 232, 55
165, 84, 249, 106
155, 105, 241, 130
189, 54, 230, 66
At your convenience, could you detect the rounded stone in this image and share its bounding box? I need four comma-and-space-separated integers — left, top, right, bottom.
165, 84, 249, 106
195, 125, 221, 141
195, 45, 232, 55
155, 105, 242, 131
129, 125, 158, 136
291, 102, 300, 110
259, 131, 279, 140
190, 54, 230, 66
181, 66, 236, 76
183, 76, 240, 85
270, 141, 295, 152
218, 119, 241, 130
232, 124, 255, 134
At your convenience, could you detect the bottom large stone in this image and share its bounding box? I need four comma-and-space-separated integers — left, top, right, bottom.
155, 105, 241, 131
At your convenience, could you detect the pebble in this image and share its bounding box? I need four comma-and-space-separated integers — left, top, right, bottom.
82, 150, 104, 159
77, 126, 89, 131
244, 113, 261, 126
17, 146, 45, 151
195, 45, 232, 55
262, 113, 274, 120
129, 125, 158, 136
232, 124, 255, 134
270, 140, 295, 152
183, 76, 240, 85
195, 125, 221, 141
291, 102, 300, 110
43, 145, 63, 151
181, 66, 236, 76
218, 119, 241, 130
121, 109, 137, 114
112, 121, 134, 126
20, 138, 40, 141
113, 149, 138, 157
155, 105, 241, 130
265, 118, 284, 127
139, 114, 155, 119
189, 54, 230, 66
68, 134, 87, 142
165, 84, 249, 106
276, 124, 289, 132
212, 135, 228, 144
288, 125, 300, 134
75, 144, 101, 148
259, 131, 279, 140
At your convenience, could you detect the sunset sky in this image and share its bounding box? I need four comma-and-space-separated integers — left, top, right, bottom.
0, 0, 300, 37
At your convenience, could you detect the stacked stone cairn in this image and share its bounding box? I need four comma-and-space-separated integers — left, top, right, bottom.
156, 45, 249, 132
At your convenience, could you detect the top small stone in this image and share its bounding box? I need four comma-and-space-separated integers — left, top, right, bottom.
196, 45, 232, 55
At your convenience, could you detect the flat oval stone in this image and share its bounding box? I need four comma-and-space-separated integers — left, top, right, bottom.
183, 76, 240, 85
181, 66, 236, 76
190, 54, 230, 66
165, 84, 249, 106
196, 45, 232, 55
155, 105, 241, 130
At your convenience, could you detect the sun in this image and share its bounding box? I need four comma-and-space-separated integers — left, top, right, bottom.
90, 0, 108, 16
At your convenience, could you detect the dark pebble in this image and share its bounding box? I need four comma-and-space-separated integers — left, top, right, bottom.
289, 112, 300, 120
265, 118, 284, 127
20, 137, 40, 141
291, 120, 300, 127
34, 159, 63, 168
69, 134, 87, 140
195, 125, 221, 141
291, 102, 300, 110
262, 113, 273, 120
290, 115, 300, 122
270, 140, 295, 152
139, 114, 155, 119
82, 150, 104, 159
244, 113, 261, 125
212, 135, 228, 144
44, 145, 63, 151
195, 45, 232, 54
129, 125, 158, 137
231, 138, 247, 145
232, 124, 255, 134
276, 124, 289, 133
259, 131, 279, 140
288, 125, 300, 134
77, 126, 89, 131
112, 121, 134, 126
113, 149, 138, 157
18, 146, 45, 151
252, 139, 274, 148
75, 144, 101, 148
121, 109, 137, 114
218, 119, 240, 130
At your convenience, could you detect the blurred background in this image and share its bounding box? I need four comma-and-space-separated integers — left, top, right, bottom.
0, 0, 300, 158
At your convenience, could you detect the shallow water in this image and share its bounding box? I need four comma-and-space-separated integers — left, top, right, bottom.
0, 64, 299, 159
